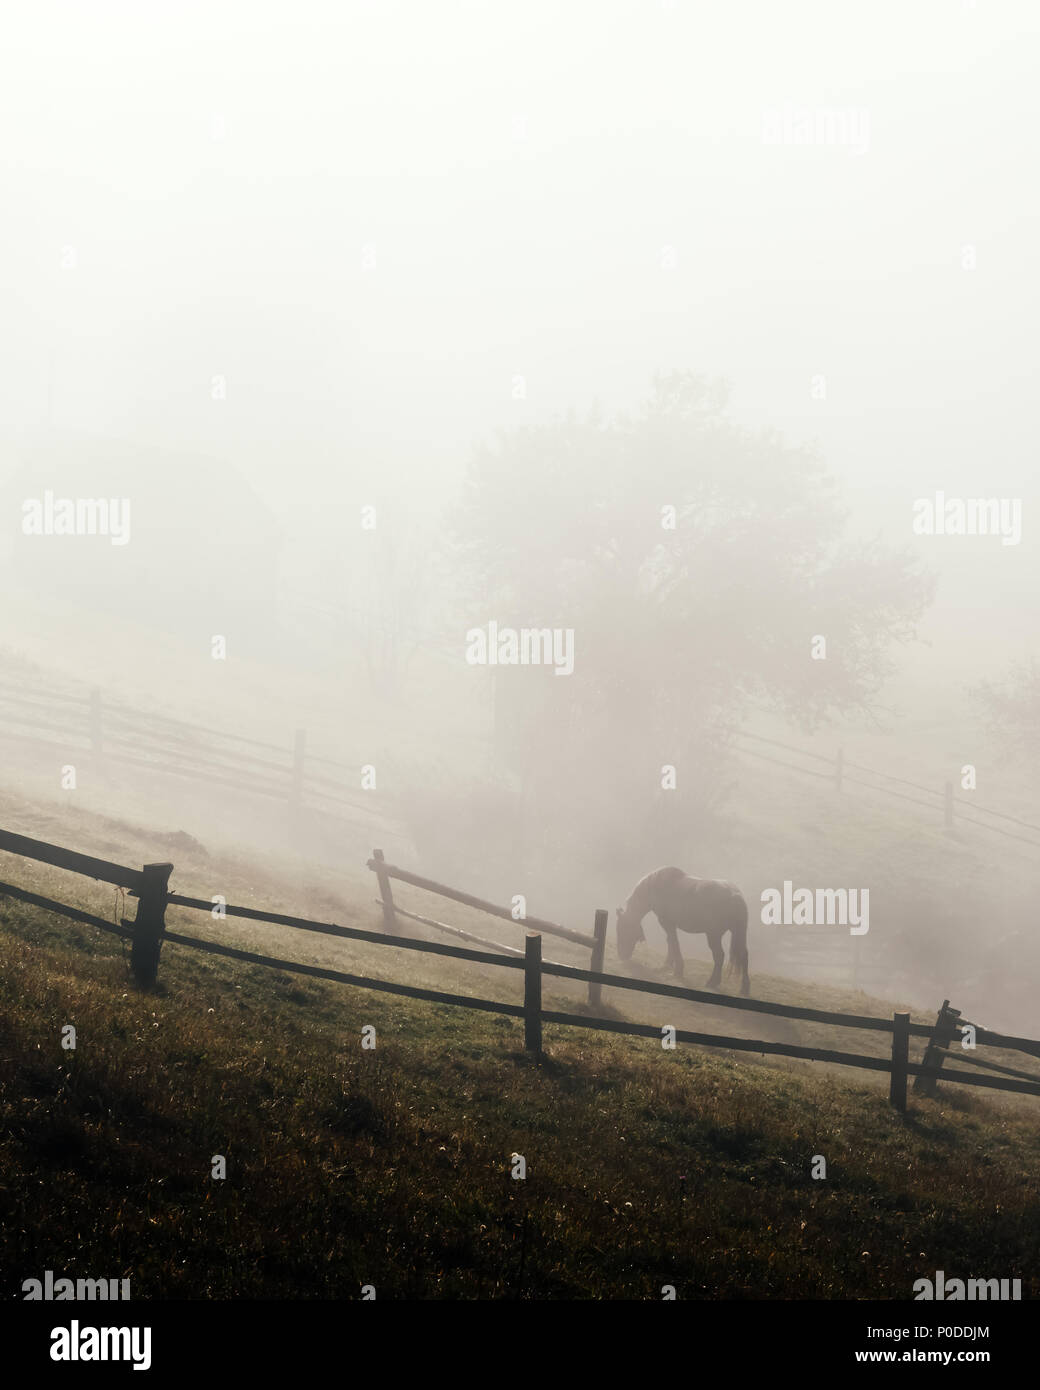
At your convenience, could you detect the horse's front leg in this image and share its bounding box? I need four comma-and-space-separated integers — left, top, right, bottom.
661, 924, 684, 978
706, 934, 724, 989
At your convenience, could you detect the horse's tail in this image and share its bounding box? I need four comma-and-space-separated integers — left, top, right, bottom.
725, 895, 750, 989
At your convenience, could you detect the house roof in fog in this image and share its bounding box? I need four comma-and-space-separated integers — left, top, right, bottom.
4, 431, 283, 549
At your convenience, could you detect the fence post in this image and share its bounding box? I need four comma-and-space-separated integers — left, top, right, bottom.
914, 1000, 961, 1097
372, 848, 399, 933
835, 746, 844, 792
588, 909, 607, 1007
89, 688, 103, 758
889, 1011, 910, 1113
524, 933, 542, 1055
291, 728, 307, 808
130, 862, 173, 987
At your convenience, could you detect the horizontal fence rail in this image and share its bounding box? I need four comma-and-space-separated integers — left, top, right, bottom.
364, 851, 608, 1006
2, 825, 1039, 1116
0, 676, 407, 843
733, 728, 1040, 851
364, 856, 597, 948
0, 878, 135, 940
0, 827, 144, 890
7, 673, 1038, 857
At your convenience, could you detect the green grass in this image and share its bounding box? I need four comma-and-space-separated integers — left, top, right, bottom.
2, 807, 1039, 1300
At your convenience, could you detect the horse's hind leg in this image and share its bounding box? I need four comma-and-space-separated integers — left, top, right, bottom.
661, 924, 684, 977
706, 935, 724, 988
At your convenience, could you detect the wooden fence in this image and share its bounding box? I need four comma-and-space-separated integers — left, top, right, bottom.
734, 729, 1040, 851
0, 673, 406, 843
7, 668, 1037, 858
365, 850, 608, 1005
2, 825, 1040, 1117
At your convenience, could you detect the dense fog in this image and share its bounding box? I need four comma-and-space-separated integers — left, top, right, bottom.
2, 0, 1038, 1033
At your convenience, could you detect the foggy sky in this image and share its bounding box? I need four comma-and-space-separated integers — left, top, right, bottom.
1, 0, 1038, 674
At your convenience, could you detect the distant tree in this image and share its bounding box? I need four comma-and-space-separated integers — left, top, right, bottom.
971, 660, 1040, 765
446, 373, 935, 876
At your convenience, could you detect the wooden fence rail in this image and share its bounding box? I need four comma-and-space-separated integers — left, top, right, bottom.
0, 678, 407, 843
364, 851, 608, 1006
733, 729, 1040, 850
2, 825, 1040, 1117
364, 854, 597, 947
6, 673, 1039, 854
0, 827, 143, 890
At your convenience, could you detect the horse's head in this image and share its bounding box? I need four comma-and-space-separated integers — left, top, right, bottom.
616, 903, 645, 962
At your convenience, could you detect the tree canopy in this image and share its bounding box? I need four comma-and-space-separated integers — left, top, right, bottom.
446, 373, 934, 873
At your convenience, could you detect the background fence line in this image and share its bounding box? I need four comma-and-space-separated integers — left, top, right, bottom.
2, 825, 1039, 1116
732, 728, 1040, 849
0, 673, 406, 842
3, 669, 1038, 853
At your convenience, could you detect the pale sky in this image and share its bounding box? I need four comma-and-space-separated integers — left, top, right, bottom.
1, 0, 1037, 671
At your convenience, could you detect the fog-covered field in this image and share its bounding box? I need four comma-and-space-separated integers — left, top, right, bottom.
1, 0, 1037, 1340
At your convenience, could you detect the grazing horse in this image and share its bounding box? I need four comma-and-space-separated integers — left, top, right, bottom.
616, 866, 750, 996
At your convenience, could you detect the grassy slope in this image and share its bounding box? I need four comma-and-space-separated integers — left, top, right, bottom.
2, 795, 1039, 1300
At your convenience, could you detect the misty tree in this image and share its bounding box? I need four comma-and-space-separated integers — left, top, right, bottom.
971, 660, 1040, 764
447, 373, 934, 876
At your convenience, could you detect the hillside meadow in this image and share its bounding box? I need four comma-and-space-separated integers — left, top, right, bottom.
1, 795, 1039, 1299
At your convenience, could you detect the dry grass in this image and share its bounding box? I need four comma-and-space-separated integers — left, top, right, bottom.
2, 830, 1039, 1299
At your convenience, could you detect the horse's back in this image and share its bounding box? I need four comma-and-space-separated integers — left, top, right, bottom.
644, 866, 690, 915
648, 867, 746, 929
